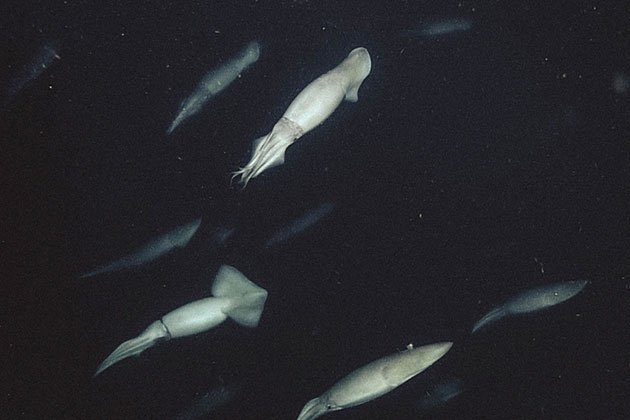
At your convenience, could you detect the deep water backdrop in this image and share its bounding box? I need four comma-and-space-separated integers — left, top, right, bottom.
2, 1, 629, 419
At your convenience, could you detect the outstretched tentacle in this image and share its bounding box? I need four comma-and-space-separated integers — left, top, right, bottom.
231, 166, 254, 188
94, 320, 170, 376
230, 167, 248, 188
232, 117, 303, 187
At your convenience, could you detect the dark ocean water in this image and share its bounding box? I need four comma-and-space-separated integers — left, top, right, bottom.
2, 1, 629, 419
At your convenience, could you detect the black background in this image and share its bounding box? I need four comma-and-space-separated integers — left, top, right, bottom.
2, 1, 629, 419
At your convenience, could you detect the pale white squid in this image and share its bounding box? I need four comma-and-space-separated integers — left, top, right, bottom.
296, 341, 452, 420
94, 265, 267, 376
232, 47, 371, 187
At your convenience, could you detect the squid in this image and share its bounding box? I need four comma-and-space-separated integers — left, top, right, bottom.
265, 202, 334, 247
167, 41, 260, 134
472, 280, 588, 333
296, 341, 452, 420
81, 218, 201, 278
232, 47, 371, 187
3, 43, 60, 108
94, 265, 268, 376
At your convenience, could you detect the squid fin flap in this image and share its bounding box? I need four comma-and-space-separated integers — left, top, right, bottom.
223, 292, 268, 327
345, 74, 368, 102
211, 265, 266, 297
344, 86, 359, 102
211, 265, 268, 328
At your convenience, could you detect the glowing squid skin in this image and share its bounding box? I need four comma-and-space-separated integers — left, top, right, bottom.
232, 47, 371, 187
296, 342, 452, 420
81, 218, 201, 278
94, 265, 267, 376
471, 280, 588, 333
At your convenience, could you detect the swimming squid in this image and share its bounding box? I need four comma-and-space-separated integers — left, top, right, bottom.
401, 18, 473, 38
296, 341, 452, 420
81, 218, 201, 278
418, 377, 464, 409
232, 47, 371, 187
167, 41, 261, 134
94, 265, 268, 376
3, 43, 60, 108
265, 202, 334, 247
472, 280, 588, 333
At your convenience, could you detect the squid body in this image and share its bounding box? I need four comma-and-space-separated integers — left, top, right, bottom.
296, 341, 452, 420
472, 280, 588, 333
3, 43, 60, 108
265, 202, 334, 247
81, 218, 202, 278
94, 265, 267, 376
233, 47, 371, 187
167, 40, 260, 134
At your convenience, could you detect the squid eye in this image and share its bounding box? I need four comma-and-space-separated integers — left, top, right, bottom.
326, 404, 333, 410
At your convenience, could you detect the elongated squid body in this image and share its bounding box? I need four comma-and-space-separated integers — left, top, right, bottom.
175, 384, 238, 420
418, 377, 463, 409
94, 265, 267, 376
232, 47, 371, 187
167, 41, 260, 134
296, 341, 452, 420
471, 280, 588, 333
401, 18, 473, 38
81, 218, 201, 278
265, 202, 334, 247
3, 43, 60, 108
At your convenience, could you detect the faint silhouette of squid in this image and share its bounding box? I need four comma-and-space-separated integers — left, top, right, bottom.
418, 377, 463, 410
401, 18, 472, 38
167, 41, 260, 134
265, 202, 334, 247
3, 43, 60, 108
232, 47, 371, 187
81, 218, 201, 278
175, 384, 238, 420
